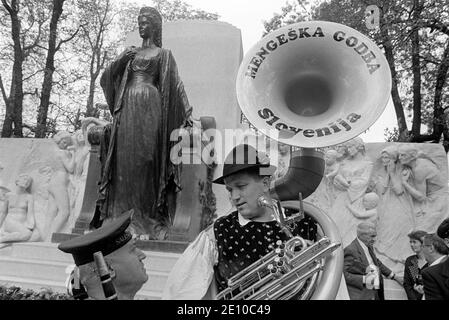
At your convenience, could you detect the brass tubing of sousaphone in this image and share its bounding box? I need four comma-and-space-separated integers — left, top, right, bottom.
270, 148, 325, 202
282, 201, 344, 300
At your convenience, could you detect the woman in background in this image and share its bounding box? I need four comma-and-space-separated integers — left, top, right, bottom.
403, 230, 428, 300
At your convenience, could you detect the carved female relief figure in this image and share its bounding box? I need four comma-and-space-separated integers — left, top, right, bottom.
329, 137, 373, 246
46, 131, 76, 235
374, 146, 414, 263
398, 145, 448, 232
0, 175, 37, 247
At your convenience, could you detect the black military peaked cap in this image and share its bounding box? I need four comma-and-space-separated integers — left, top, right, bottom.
213, 144, 276, 185
437, 218, 449, 239
58, 210, 134, 266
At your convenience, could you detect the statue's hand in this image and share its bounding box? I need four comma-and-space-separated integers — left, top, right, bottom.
334, 174, 349, 190
117, 46, 137, 65
401, 168, 411, 183
183, 114, 194, 128
386, 161, 395, 174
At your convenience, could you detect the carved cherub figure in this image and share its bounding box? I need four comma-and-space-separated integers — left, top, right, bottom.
346, 192, 379, 223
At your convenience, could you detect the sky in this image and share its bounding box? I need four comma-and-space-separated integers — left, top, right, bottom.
128, 0, 398, 143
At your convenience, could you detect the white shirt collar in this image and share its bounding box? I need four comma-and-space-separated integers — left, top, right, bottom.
237, 212, 276, 226
430, 255, 447, 267
238, 212, 251, 226
356, 237, 369, 251
356, 237, 374, 265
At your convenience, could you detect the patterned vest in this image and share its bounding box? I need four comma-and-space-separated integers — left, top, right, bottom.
213, 210, 317, 294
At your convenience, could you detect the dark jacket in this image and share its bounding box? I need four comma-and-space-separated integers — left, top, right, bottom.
422, 256, 449, 300
343, 239, 393, 300
403, 255, 428, 300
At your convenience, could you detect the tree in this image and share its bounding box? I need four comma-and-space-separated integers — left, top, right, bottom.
0, 0, 79, 138
0, 0, 49, 137
263, 0, 449, 150
76, 0, 117, 118
35, 0, 79, 138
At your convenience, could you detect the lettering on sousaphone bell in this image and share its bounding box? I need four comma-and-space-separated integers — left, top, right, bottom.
245, 25, 381, 79
258, 107, 362, 139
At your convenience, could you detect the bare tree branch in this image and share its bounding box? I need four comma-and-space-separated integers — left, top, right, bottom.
55, 26, 80, 51
1, 0, 13, 14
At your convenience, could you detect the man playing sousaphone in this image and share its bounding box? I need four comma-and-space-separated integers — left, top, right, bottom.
162, 144, 349, 300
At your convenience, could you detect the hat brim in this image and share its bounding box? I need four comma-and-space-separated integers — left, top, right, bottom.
213, 164, 277, 185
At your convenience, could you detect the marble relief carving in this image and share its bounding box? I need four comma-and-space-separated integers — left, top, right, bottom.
0, 131, 92, 243
291, 138, 448, 273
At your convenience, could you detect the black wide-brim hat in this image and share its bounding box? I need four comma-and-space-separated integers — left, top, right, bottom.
213, 144, 277, 185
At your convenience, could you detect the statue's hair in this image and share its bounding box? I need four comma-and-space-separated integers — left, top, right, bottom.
380, 145, 399, 161
363, 192, 379, 204
397, 144, 418, 157
325, 149, 339, 158
15, 174, 33, 191
346, 137, 365, 155
52, 131, 72, 143
138, 7, 162, 47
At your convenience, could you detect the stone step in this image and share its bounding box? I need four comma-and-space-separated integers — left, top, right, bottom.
1, 242, 181, 273
0, 256, 70, 282
0, 255, 170, 293
2, 242, 72, 263
143, 251, 180, 273
0, 275, 161, 300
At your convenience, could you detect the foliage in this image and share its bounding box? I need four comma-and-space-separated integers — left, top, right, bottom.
0, 285, 72, 300
384, 127, 400, 142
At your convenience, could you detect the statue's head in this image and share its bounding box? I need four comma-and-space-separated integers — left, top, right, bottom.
363, 192, 379, 210
52, 131, 73, 150
324, 149, 339, 165
138, 6, 162, 47
345, 137, 365, 157
15, 174, 33, 191
397, 144, 418, 166
334, 142, 348, 159
380, 145, 398, 166
74, 130, 85, 145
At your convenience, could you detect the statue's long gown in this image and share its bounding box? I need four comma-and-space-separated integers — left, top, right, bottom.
100, 48, 192, 239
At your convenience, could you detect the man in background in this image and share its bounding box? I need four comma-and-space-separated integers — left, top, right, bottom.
344, 222, 402, 300
421, 219, 449, 300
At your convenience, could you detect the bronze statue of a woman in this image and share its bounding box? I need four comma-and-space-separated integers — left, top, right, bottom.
100, 7, 192, 240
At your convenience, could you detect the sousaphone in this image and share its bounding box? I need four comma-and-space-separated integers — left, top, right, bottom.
225, 20, 391, 300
